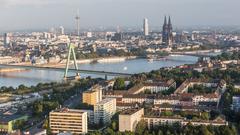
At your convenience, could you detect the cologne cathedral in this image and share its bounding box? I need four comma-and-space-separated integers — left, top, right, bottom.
162, 16, 173, 47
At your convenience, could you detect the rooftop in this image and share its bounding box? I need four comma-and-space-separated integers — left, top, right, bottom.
96, 98, 115, 105
83, 90, 97, 94
51, 108, 87, 114
0, 114, 27, 122
120, 108, 143, 115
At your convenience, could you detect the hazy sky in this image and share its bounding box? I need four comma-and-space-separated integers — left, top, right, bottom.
0, 0, 240, 31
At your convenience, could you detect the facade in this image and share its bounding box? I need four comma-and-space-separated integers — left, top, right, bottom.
128, 79, 176, 94
144, 116, 183, 128
121, 94, 154, 104
192, 94, 219, 106
143, 18, 149, 36
3, 33, 10, 47
154, 95, 180, 105
94, 98, 116, 124
175, 79, 226, 95
143, 116, 228, 129
79, 109, 94, 124
59, 26, 65, 35
49, 108, 88, 134
118, 108, 228, 132
144, 79, 176, 93
82, 86, 102, 106
119, 108, 144, 132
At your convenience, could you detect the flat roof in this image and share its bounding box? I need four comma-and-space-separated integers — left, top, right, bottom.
120, 108, 143, 115
0, 114, 27, 122
51, 108, 87, 114
83, 90, 97, 94
96, 98, 115, 105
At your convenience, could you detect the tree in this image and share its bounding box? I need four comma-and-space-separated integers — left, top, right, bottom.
33, 101, 43, 116
157, 130, 163, 135
201, 112, 210, 120
13, 119, 27, 130
106, 127, 115, 135
111, 121, 118, 131
199, 125, 213, 135
135, 120, 147, 135
113, 78, 125, 90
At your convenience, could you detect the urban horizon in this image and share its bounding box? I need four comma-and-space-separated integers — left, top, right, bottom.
1, 1, 240, 135
2, 23, 240, 34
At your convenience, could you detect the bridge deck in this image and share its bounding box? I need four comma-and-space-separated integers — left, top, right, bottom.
0, 64, 132, 77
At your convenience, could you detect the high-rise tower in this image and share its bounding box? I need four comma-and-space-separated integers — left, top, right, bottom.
75, 10, 80, 36
143, 18, 149, 36
59, 26, 64, 35
3, 33, 10, 48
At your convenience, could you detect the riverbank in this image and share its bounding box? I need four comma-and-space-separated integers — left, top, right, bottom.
0, 68, 29, 73
172, 49, 222, 54
69, 56, 139, 64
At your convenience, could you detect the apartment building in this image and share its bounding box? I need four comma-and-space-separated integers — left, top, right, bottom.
94, 98, 116, 124
49, 108, 88, 134
83, 85, 102, 106
118, 108, 228, 132
153, 95, 180, 105
143, 116, 228, 129
128, 79, 176, 94
119, 108, 144, 132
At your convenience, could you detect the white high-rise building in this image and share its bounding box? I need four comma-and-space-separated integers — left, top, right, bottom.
94, 98, 116, 124
86, 32, 92, 38
143, 18, 149, 36
59, 26, 64, 35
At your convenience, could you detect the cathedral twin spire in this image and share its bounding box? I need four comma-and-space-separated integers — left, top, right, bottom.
163, 16, 172, 29
162, 16, 173, 46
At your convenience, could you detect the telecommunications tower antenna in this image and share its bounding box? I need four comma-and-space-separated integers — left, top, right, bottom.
75, 9, 80, 36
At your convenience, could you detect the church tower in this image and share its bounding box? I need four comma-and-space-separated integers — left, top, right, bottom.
162, 16, 168, 43
167, 16, 173, 47
162, 16, 173, 47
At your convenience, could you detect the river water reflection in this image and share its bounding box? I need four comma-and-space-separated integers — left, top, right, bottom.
0, 55, 198, 87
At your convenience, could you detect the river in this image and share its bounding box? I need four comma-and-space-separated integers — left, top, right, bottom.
0, 55, 198, 87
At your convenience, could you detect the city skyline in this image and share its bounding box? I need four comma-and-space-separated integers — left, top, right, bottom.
0, 0, 240, 31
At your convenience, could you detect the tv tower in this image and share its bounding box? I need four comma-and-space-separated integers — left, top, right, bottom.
75, 10, 80, 36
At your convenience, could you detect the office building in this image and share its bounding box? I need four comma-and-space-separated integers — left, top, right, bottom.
59, 26, 64, 35
94, 98, 116, 124
79, 109, 94, 124
119, 108, 144, 132
3, 33, 10, 47
82, 86, 102, 106
143, 18, 149, 36
49, 108, 88, 134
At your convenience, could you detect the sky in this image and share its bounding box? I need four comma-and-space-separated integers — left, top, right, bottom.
0, 0, 240, 31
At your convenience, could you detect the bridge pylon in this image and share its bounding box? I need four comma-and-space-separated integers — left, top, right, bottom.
64, 43, 80, 80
